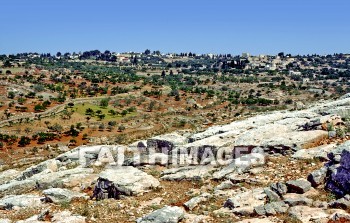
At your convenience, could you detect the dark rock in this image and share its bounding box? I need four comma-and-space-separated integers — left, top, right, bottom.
326, 151, 350, 197
286, 179, 311, 194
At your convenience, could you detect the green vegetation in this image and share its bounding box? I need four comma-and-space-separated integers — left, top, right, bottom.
74, 103, 137, 121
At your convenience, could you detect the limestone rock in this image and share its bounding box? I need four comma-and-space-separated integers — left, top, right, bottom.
0, 169, 20, 184
43, 188, 89, 204
99, 167, 160, 195
0, 194, 43, 210
0, 180, 36, 198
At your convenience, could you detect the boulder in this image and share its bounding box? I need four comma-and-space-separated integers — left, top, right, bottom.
99, 167, 160, 195
326, 144, 350, 197
43, 188, 89, 204
0, 194, 43, 210
146, 133, 188, 154
0, 219, 11, 223
30, 168, 95, 190
15, 159, 59, 181
286, 179, 311, 194
136, 206, 185, 223
0, 180, 36, 198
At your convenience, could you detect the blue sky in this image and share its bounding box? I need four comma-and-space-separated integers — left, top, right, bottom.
1, 0, 349, 55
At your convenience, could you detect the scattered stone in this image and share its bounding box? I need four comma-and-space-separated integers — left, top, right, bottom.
286, 179, 311, 194
136, 206, 185, 223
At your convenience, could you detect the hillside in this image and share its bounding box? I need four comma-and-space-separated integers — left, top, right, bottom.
1, 95, 350, 222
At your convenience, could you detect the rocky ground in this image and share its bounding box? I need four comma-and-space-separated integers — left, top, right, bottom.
2, 95, 350, 222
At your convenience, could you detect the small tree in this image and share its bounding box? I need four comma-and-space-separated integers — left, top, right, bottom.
118, 125, 125, 132
18, 136, 31, 147
100, 98, 110, 108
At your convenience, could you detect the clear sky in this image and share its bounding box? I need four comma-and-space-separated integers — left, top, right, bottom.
1, 0, 349, 55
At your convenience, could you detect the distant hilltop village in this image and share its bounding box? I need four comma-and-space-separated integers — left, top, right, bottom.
2, 50, 350, 74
